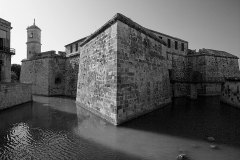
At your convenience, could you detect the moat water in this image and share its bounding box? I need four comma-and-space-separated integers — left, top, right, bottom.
0, 96, 240, 160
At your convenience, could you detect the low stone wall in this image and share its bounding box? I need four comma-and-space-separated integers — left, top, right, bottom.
0, 83, 32, 110
221, 80, 240, 108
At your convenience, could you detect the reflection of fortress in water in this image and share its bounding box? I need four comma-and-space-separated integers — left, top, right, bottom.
20, 13, 240, 125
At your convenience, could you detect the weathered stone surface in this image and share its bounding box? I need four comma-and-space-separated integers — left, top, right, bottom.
64, 55, 79, 97
0, 83, 32, 110
187, 49, 239, 82
150, 25, 189, 98
77, 22, 118, 124
20, 51, 66, 96
116, 21, 171, 124
21, 58, 50, 95
186, 49, 239, 96
76, 14, 171, 125
48, 57, 66, 96
221, 79, 240, 108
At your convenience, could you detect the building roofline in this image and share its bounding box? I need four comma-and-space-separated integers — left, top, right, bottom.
148, 29, 188, 43
26, 25, 41, 31
187, 53, 239, 59
0, 17, 12, 29
202, 48, 238, 59
80, 13, 167, 47
187, 48, 239, 59
65, 37, 88, 47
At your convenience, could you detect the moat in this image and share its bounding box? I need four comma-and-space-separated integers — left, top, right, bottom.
0, 96, 240, 160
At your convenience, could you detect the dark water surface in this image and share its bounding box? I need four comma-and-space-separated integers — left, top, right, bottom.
0, 96, 240, 160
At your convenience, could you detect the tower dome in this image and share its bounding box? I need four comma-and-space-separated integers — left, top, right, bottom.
26, 19, 41, 59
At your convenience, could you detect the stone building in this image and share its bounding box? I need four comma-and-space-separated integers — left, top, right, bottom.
20, 20, 85, 97
0, 18, 32, 110
0, 18, 15, 82
64, 37, 86, 97
20, 20, 66, 96
187, 48, 239, 96
20, 13, 240, 124
149, 29, 189, 97
76, 14, 171, 124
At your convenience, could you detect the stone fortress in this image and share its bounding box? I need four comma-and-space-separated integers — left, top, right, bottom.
20, 13, 240, 125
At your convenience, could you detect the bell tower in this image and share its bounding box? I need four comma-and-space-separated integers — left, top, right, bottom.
26, 19, 41, 59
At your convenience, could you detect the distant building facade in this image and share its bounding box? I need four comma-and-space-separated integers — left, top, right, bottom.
0, 18, 15, 82
0, 18, 32, 110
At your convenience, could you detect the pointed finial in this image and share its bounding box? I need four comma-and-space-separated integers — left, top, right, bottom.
34, 18, 35, 25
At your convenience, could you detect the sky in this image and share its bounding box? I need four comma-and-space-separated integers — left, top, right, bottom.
1, 0, 240, 64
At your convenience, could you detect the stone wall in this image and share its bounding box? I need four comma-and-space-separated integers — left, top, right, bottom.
20, 52, 66, 96
76, 13, 171, 125
20, 58, 50, 95
0, 83, 32, 110
64, 54, 79, 97
76, 21, 118, 124
221, 80, 240, 108
171, 54, 188, 81
204, 56, 239, 82
117, 21, 171, 124
150, 30, 189, 98
186, 49, 239, 96
48, 57, 66, 96
168, 54, 189, 97
187, 53, 239, 83
187, 55, 206, 82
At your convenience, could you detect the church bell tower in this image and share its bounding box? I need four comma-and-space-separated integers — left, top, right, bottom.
26, 19, 41, 59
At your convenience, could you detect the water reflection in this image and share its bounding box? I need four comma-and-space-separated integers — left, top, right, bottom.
75, 99, 240, 160
0, 96, 239, 160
